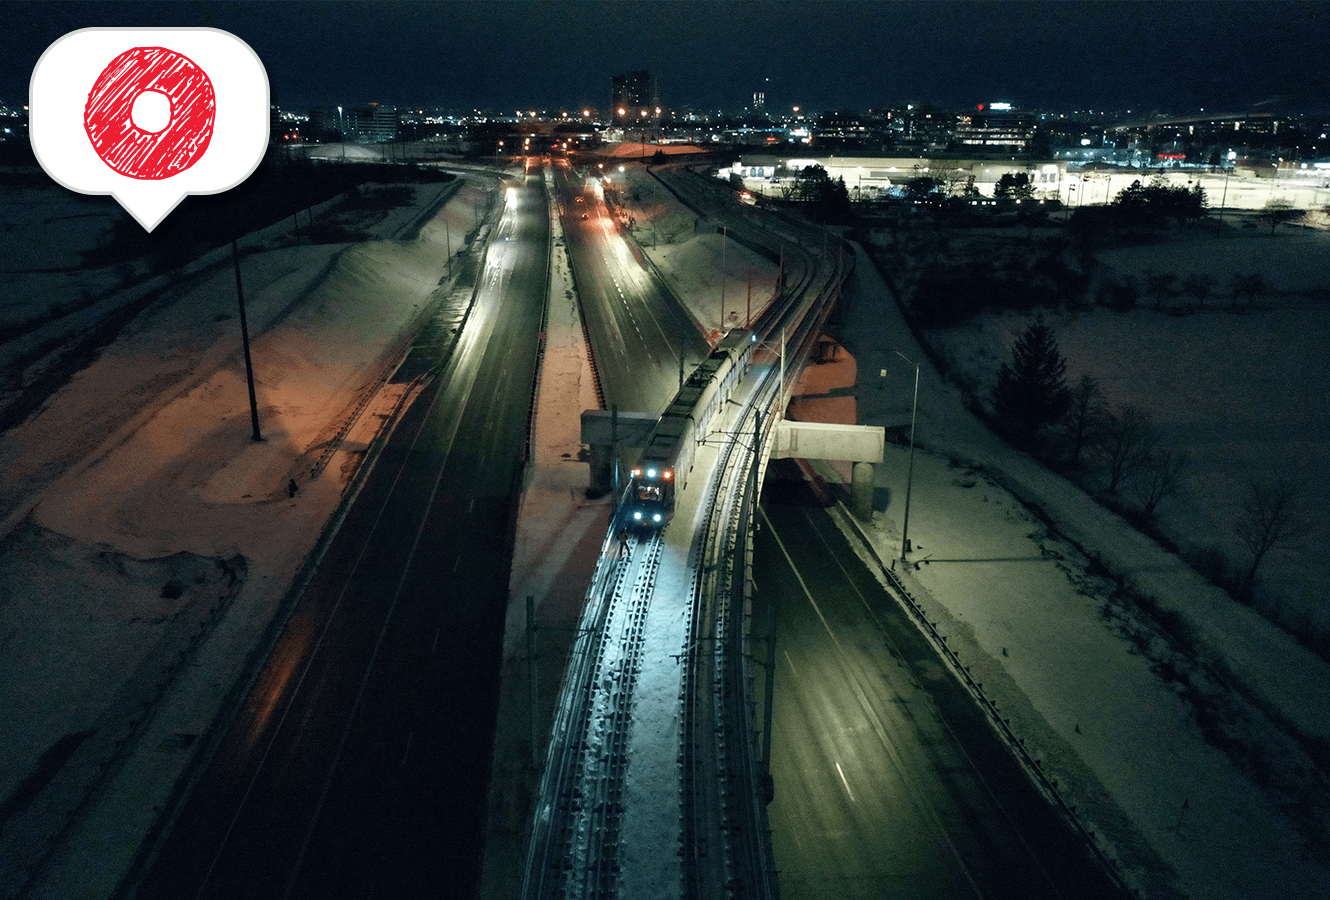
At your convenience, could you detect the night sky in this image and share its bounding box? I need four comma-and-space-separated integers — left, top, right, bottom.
3, 1, 1328, 115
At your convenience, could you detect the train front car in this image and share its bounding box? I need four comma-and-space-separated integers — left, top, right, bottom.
625, 463, 676, 528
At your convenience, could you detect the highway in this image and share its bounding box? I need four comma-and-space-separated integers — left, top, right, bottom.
126, 163, 548, 900
553, 162, 711, 418
755, 463, 1124, 899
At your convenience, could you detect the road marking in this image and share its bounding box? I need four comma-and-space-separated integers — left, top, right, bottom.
759, 506, 843, 654
835, 761, 856, 802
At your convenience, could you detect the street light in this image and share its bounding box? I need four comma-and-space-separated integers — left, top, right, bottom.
892, 350, 920, 561
719, 223, 727, 331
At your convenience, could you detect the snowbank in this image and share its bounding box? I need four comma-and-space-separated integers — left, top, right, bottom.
823, 242, 1330, 898
0, 176, 492, 899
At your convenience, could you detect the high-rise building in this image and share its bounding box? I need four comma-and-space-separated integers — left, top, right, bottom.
610, 71, 660, 124
955, 103, 1035, 152
337, 102, 399, 143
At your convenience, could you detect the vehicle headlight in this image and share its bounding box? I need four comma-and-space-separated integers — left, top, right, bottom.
633, 511, 642, 520
653, 513, 662, 522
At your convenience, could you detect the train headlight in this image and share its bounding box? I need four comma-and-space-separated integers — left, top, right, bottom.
663, 469, 673, 480
633, 511, 642, 521
647, 468, 657, 478
652, 513, 662, 523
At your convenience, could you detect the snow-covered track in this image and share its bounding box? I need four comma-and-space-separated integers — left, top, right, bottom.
524, 533, 664, 899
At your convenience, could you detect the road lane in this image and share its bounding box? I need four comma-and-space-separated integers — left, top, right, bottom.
129, 164, 549, 900
554, 163, 709, 418
756, 464, 1124, 900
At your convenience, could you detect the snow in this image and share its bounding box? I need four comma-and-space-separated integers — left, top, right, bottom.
4, 152, 1328, 900
810, 240, 1330, 898
0, 172, 495, 899
928, 228, 1330, 647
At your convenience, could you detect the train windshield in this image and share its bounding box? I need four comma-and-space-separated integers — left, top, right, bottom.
636, 484, 663, 503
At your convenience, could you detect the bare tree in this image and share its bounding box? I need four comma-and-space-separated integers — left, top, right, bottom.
1227, 271, 1268, 309
1065, 374, 1105, 466
1145, 270, 1177, 310
1234, 474, 1310, 596
1258, 197, 1299, 234
1179, 272, 1216, 310
1132, 447, 1190, 516
1096, 404, 1158, 492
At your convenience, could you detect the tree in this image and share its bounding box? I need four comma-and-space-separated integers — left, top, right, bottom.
994, 172, 1036, 201
1096, 274, 1140, 311
1065, 374, 1105, 466
1179, 272, 1216, 309
903, 175, 941, 202
1112, 176, 1206, 225
1111, 178, 1151, 224
991, 319, 1072, 446
1234, 474, 1310, 598
1132, 447, 1190, 516
792, 164, 851, 222
1258, 197, 1300, 234
1229, 271, 1268, 309
793, 164, 829, 203
1095, 404, 1158, 492
1144, 270, 1178, 310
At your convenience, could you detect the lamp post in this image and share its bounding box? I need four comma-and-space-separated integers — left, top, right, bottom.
719, 224, 727, 332
893, 350, 919, 561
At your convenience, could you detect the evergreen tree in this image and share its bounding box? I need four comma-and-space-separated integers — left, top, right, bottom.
994, 172, 1036, 201
991, 319, 1072, 446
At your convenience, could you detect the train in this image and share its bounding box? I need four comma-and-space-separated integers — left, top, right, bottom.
622, 329, 755, 529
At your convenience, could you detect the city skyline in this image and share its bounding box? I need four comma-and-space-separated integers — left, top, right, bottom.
3, 1, 1329, 117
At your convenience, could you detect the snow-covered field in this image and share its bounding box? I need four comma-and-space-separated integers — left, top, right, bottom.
802, 240, 1330, 897
926, 228, 1330, 641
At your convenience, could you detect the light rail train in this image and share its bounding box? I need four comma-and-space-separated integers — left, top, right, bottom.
623, 329, 754, 528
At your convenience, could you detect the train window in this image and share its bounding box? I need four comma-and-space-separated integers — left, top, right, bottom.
636, 485, 662, 502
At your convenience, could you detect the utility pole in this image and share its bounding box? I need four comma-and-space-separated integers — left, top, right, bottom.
895, 350, 920, 561
719, 224, 727, 332
231, 240, 262, 442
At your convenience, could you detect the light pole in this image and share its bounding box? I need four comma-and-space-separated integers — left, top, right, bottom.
719, 224, 727, 332
893, 350, 919, 561
1217, 168, 1231, 234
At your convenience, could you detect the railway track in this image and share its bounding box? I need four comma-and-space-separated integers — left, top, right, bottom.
525, 163, 854, 900
524, 533, 663, 899
680, 375, 781, 899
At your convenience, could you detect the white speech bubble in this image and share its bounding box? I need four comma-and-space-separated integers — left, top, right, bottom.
30, 28, 269, 232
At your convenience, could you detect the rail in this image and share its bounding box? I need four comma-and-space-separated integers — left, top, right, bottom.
523, 163, 856, 900
523, 532, 663, 899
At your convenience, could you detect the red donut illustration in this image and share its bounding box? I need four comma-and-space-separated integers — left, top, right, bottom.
84, 46, 215, 180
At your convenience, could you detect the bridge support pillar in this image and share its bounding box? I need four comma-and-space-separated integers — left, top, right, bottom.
587, 443, 614, 497
850, 461, 874, 521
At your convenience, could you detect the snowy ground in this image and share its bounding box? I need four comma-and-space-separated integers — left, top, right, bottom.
815, 242, 1330, 899
4, 147, 1326, 900
925, 228, 1330, 643
0, 171, 497, 899
489, 159, 1330, 898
